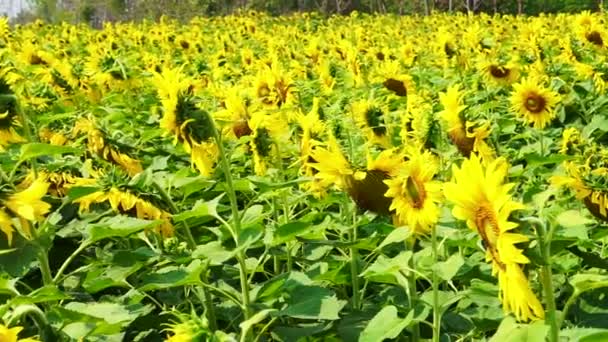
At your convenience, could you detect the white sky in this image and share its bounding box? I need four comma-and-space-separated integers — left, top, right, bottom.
0, 0, 30, 18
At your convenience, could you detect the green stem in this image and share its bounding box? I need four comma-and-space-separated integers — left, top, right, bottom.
527, 217, 558, 342
14, 95, 38, 177
211, 123, 252, 324
198, 268, 217, 331
406, 238, 420, 342
53, 242, 89, 283
152, 181, 196, 249
350, 210, 360, 310
431, 225, 441, 342
37, 247, 53, 286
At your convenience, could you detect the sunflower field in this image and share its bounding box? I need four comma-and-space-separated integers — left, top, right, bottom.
3, 9, 608, 341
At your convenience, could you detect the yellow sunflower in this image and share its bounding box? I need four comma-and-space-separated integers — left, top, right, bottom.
444, 154, 544, 322
1, 178, 51, 244
152, 67, 218, 177
0, 324, 40, 342
510, 78, 559, 129
384, 149, 442, 235
352, 99, 391, 148
438, 85, 493, 159
75, 187, 174, 238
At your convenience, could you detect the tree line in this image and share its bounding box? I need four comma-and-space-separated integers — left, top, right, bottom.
17, 0, 606, 24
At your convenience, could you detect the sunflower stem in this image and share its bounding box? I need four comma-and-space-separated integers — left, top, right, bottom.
14, 95, 38, 178
529, 217, 558, 342
53, 241, 89, 283
199, 265, 218, 332
37, 246, 53, 286
431, 225, 441, 342
350, 207, 360, 310
152, 181, 196, 249
406, 238, 420, 342
211, 121, 252, 326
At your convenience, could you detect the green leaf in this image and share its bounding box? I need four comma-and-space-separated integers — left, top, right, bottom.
192, 241, 235, 265
489, 316, 548, 342
19, 143, 80, 160
85, 216, 162, 244
138, 260, 205, 291
63, 302, 153, 326
172, 195, 222, 222
279, 286, 346, 320
433, 254, 464, 281
0, 275, 18, 295
358, 306, 412, 342
83, 264, 143, 293
67, 186, 101, 202
375, 227, 411, 251
273, 221, 312, 246
556, 210, 594, 228
10, 286, 70, 305
569, 274, 608, 293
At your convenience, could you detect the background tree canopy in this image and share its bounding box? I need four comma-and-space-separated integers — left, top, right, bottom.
11, 0, 607, 24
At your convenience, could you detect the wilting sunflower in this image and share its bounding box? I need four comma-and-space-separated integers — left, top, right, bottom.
39, 127, 68, 146
1, 177, 51, 245
75, 183, 174, 238
0, 324, 40, 342
73, 118, 143, 177
510, 77, 559, 129
444, 155, 544, 321
384, 149, 442, 235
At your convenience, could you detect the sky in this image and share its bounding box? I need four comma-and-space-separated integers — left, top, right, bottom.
0, 0, 30, 18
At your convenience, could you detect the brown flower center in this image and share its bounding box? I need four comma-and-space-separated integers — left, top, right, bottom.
489, 65, 510, 79
586, 31, 604, 46
524, 92, 546, 114
383, 78, 407, 97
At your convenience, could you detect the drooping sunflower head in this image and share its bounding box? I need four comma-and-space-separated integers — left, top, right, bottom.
510, 77, 559, 129
175, 92, 215, 146
352, 99, 390, 147
560, 127, 584, 155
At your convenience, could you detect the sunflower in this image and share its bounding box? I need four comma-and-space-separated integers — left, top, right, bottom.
1, 177, 51, 245
344, 149, 403, 215
438, 85, 493, 159
444, 155, 544, 321
298, 98, 327, 197
248, 109, 289, 176
384, 149, 442, 235
72, 118, 143, 177
308, 134, 355, 192
477, 57, 519, 86
152, 67, 218, 177
0, 324, 40, 342
0, 93, 25, 150
510, 77, 559, 129
75, 186, 174, 238
352, 99, 391, 148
